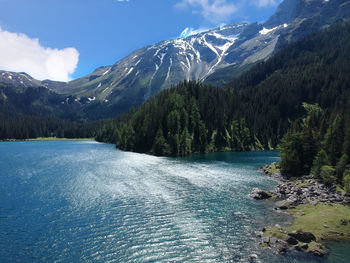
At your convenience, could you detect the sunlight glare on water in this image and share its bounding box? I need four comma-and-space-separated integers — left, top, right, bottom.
1, 141, 349, 262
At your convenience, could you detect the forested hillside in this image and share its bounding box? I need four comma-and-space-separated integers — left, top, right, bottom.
0, 83, 104, 139
279, 103, 350, 190
96, 22, 350, 158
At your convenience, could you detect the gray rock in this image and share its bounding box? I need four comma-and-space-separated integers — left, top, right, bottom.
250, 188, 272, 200
270, 237, 278, 244
308, 244, 327, 257
275, 200, 291, 210
262, 236, 270, 244
310, 200, 318, 205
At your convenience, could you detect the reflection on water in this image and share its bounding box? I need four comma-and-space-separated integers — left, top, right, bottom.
0, 141, 349, 262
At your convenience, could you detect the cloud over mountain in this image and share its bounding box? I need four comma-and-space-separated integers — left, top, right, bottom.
0, 27, 79, 82
175, 0, 237, 24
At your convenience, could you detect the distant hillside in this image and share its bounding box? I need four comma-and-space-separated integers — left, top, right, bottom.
96, 22, 350, 157
0, 70, 68, 91
0, 83, 104, 139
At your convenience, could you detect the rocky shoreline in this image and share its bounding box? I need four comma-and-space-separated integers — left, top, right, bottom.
251, 162, 350, 257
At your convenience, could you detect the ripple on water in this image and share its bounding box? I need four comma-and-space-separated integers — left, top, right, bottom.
1, 142, 346, 262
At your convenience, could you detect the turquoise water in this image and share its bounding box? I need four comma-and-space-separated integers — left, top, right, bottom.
0, 141, 349, 262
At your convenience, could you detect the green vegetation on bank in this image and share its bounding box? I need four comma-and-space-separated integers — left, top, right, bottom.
0, 112, 105, 140
264, 203, 350, 255
262, 162, 280, 176
290, 203, 350, 240
279, 103, 350, 191
97, 81, 269, 156
96, 22, 350, 159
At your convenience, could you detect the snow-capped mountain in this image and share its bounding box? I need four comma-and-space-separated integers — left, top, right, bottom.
58, 23, 250, 103
56, 0, 349, 117
0, 71, 41, 88
0, 70, 68, 91
1, 0, 349, 118
56, 21, 286, 114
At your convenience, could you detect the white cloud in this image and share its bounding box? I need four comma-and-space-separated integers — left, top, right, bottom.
176, 0, 280, 23
175, 0, 237, 24
116, 0, 130, 2
0, 27, 79, 82
251, 0, 276, 8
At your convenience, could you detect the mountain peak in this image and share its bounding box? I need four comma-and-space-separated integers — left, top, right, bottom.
41, 0, 350, 118
264, 0, 298, 27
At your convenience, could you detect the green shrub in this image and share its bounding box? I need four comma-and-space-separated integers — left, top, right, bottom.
336, 154, 349, 182
311, 150, 329, 178
280, 131, 304, 175
343, 170, 350, 193
320, 165, 336, 186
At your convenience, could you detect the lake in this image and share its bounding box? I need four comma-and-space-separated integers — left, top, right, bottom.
0, 141, 349, 262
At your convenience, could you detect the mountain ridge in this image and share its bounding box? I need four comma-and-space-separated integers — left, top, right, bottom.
1, 0, 349, 119
57, 0, 350, 118
95, 21, 350, 157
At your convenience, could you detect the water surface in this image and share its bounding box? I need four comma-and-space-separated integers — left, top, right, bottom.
0, 141, 349, 262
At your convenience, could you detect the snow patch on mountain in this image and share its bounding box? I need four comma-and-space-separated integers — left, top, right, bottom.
165, 58, 173, 82
135, 59, 142, 66
102, 68, 110, 76
260, 26, 279, 35
126, 67, 134, 76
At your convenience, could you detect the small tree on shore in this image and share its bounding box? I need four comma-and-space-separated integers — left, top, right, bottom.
320, 165, 336, 186
343, 169, 350, 193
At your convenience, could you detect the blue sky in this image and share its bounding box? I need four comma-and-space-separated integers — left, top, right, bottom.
0, 0, 280, 81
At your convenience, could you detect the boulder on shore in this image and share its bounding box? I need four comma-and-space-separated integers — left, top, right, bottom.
275, 200, 293, 210
249, 188, 273, 200
308, 243, 327, 257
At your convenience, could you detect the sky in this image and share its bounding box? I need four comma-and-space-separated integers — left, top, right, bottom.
0, 0, 281, 82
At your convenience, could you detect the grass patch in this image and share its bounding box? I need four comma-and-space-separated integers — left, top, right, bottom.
263, 226, 287, 239
289, 203, 350, 241
296, 182, 311, 188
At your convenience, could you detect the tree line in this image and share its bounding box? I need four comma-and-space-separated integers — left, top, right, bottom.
280, 103, 350, 191
0, 84, 105, 140
96, 22, 350, 164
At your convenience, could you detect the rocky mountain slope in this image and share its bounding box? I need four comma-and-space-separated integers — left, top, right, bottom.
56, 23, 252, 110
1, 0, 349, 118
0, 70, 68, 90
59, 0, 350, 117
